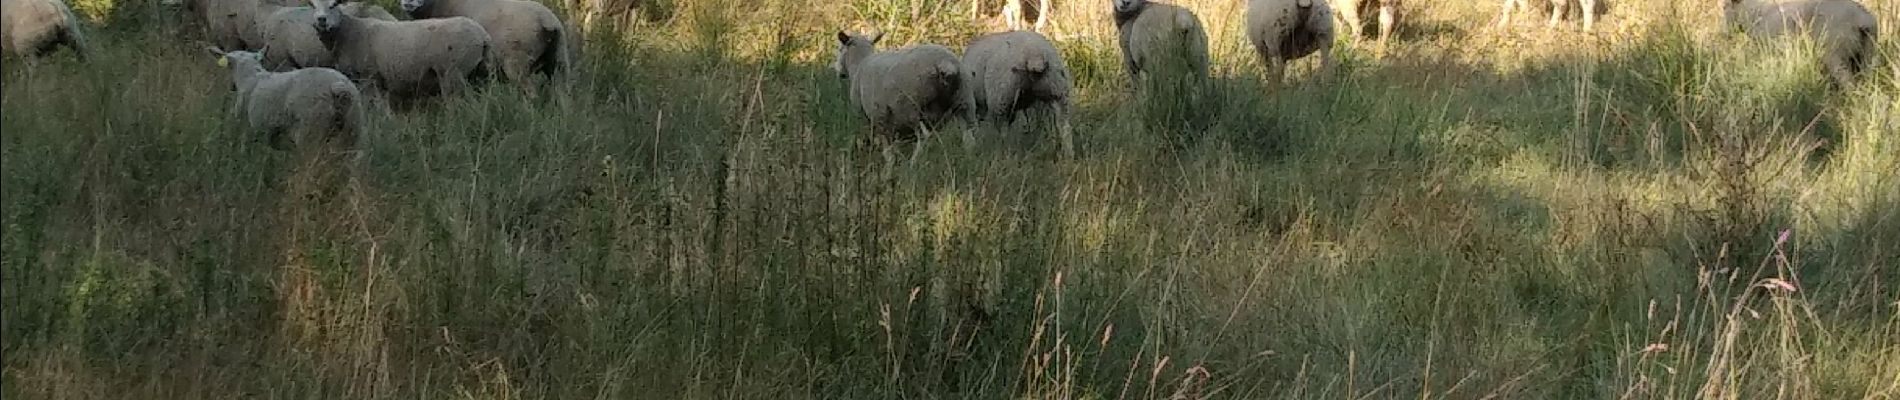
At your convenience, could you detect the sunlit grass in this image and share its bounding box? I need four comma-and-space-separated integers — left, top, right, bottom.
3, 0, 1898, 398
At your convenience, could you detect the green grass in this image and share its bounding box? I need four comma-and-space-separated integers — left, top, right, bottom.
4, 0, 1898, 398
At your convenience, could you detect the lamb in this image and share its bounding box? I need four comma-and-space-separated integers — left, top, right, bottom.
962, 31, 1075, 157
2, 0, 87, 59
206, 47, 364, 150
831, 31, 976, 164
1246, 0, 1335, 85
1721, 0, 1878, 87
1332, 0, 1399, 46
1496, 0, 1607, 31
308, 0, 491, 104
1111, 0, 1210, 90
400, 0, 566, 88
257, 1, 396, 70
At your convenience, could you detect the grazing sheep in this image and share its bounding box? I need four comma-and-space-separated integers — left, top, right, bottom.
1333, 0, 1399, 46
258, 2, 394, 70
962, 31, 1075, 157
309, 0, 491, 104
401, 0, 567, 88
207, 47, 364, 150
1497, 0, 1607, 31
1246, 0, 1335, 85
2, 0, 87, 59
1722, 0, 1878, 87
831, 31, 976, 164
1112, 0, 1210, 90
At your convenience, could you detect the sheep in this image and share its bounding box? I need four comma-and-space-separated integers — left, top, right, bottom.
1246, 0, 1335, 85
206, 47, 365, 150
831, 31, 976, 165
308, 0, 491, 105
2, 0, 87, 59
1111, 0, 1210, 91
1332, 0, 1399, 47
257, 1, 396, 70
1721, 0, 1879, 87
400, 0, 567, 88
962, 30, 1075, 157
1496, 0, 1608, 31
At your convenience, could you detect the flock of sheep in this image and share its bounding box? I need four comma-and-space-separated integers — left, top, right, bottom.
0, 0, 1885, 160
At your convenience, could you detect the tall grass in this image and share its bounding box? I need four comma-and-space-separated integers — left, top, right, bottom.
3, 0, 1897, 398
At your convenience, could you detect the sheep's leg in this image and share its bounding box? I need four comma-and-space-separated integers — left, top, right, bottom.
1547, 0, 1566, 29
1034, 0, 1050, 31
1496, 0, 1515, 29
1003, 0, 1021, 30
1318, 41, 1336, 83
1824, 57, 1858, 89
1257, 45, 1286, 88
1378, 2, 1397, 46
1580, 0, 1596, 31
911, 125, 932, 161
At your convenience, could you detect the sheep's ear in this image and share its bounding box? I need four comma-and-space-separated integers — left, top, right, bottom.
837, 31, 851, 45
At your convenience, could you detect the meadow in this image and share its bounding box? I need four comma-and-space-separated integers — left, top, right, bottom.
3, 0, 1897, 397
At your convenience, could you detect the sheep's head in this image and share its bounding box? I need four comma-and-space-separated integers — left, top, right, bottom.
399, 0, 431, 16
310, 0, 344, 37
1112, 0, 1146, 15
832, 31, 882, 80
206, 46, 265, 90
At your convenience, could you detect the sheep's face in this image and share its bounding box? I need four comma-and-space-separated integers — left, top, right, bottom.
221, 50, 265, 72
1112, 0, 1146, 15
400, 0, 430, 15
311, 0, 344, 35
832, 31, 881, 80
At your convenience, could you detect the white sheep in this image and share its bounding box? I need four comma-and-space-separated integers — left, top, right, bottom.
1497, 0, 1607, 31
1332, 0, 1399, 46
2, 0, 87, 59
1246, 0, 1335, 85
1722, 0, 1878, 86
962, 30, 1075, 157
1111, 0, 1210, 90
257, 2, 395, 70
832, 31, 976, 164
206, 47, 364, 150
400, 0, 566, 88
309, 0, 491, 104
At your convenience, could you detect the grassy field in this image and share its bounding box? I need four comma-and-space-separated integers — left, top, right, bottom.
3, 0, 1898, 397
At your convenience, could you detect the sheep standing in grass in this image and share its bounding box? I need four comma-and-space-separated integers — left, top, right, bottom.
832, 31, 976, 165
309, 0, 491, 104
1497, 0, 1607, 31
962, 31, 1075, 157
1112, 0, 1209, 90
258, 2, 396, 70
1333, 0, 1399, 47
1722, 0, 1878, 87
207, 47, 364, 150
2, 0, 87, 59
1247, 0, 1335, 85
401, 0, 567, 89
